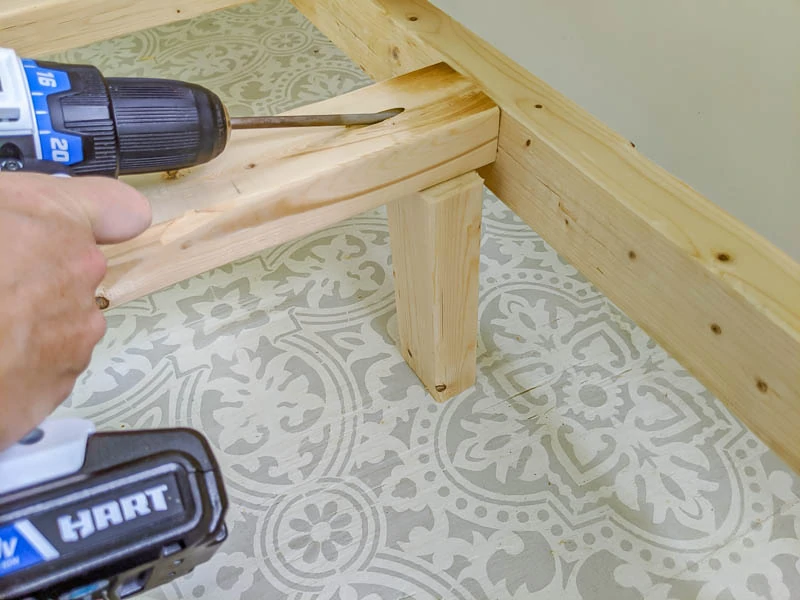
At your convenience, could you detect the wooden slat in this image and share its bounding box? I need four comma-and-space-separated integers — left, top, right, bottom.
0, 0, 253, 57
97, 63, 498, 308
388, 171, 483, 401
292, 0, 800, 470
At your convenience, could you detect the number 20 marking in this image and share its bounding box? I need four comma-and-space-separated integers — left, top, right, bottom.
50, 138, 70, 162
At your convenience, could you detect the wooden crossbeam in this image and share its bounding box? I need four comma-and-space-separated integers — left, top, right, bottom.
291, 0, 800, 471
97, 63, 499, 308
0, 0, 252, 57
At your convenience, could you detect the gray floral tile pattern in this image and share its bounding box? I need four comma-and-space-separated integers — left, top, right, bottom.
45, 1, 800, 598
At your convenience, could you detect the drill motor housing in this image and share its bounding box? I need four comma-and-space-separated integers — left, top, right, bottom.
0, 48, 229, 177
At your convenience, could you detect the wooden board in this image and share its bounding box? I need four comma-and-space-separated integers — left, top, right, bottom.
97, 63, 499, 308
0, 0, 252, 57
291, 0, 800, 471
388, 171, 483, 401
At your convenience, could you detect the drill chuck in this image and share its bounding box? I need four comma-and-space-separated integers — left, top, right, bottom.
0, 49, 230, 177
104, 75, 230, 176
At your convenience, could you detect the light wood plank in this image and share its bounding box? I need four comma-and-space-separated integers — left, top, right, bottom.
388, 171, 483, 401
292, 0, 800, 470
0, 0, 253, 57
97, 63, 498, 309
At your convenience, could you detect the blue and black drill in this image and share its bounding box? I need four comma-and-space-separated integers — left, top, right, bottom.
0, 46, 400, 177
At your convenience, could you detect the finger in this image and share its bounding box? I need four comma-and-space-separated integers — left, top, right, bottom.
64, 176, 152, 244
72, 243, 108, 293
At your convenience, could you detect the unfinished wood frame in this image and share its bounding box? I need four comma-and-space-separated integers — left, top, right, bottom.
3, 1, 800, 469
0, 7, 498, 401
291, 0, 800, 473
100, 62, 496, 401
95, 63, 498, 309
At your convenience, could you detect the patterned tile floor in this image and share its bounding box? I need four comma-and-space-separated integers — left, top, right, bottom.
47, 1, 800, 598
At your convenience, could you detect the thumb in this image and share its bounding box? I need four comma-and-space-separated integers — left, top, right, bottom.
65, 176, 152, 244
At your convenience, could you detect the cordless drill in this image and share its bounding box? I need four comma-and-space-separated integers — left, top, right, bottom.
0, 47, 400, 598
0, 46, 240, 599
0, 47, 399, 177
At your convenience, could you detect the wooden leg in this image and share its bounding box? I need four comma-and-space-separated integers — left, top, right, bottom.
388, 171, 483, 402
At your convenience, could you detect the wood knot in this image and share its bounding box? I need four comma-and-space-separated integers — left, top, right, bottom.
716, 252, 731, 263
628, 250, 637, 260
710, 323, 722, 335
435, 384, 447, 393
246, 163, 257, 170
392, 46, 400, 60
409, 15, 419, 21
95, 296, 110, 310
535, 104, 543, 109
756, 379, 769, 393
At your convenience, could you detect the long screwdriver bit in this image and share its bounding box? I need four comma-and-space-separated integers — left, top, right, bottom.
229, 108, 404, 129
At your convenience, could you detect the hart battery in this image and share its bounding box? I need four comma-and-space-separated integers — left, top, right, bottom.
0, 419, 228, 600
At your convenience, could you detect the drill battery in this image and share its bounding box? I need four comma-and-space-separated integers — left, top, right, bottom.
0, 420, 228, 600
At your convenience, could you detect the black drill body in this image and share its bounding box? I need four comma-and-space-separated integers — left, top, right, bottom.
18, 61, 229, 178
0, 53, 399, 178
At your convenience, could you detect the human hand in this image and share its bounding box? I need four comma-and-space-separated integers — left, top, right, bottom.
0, 173, 151, 451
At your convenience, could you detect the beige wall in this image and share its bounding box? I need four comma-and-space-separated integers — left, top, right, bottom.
431, 0, 800, 260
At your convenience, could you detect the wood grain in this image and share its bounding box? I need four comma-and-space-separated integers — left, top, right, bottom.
0, 0, 253, 57
97, 63, 498, 308
388, 172, 483, 401
292, 0, 800, 471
